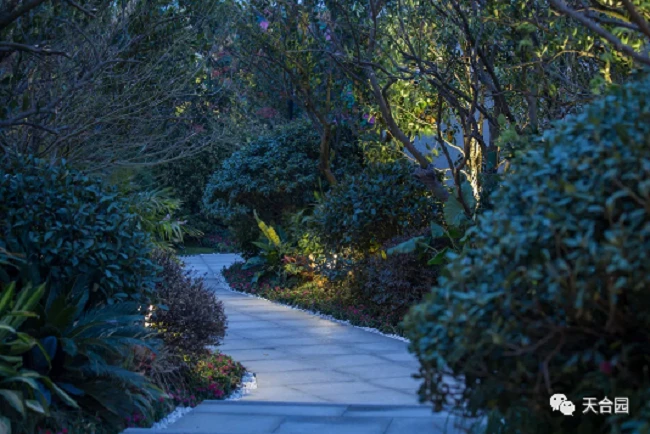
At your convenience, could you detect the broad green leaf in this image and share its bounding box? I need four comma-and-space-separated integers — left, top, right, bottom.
430, 222, 446, 238
428, 247, 449, 265
0, 389, 24, 416
387, 236, 424, 255
25, 399, 46, 414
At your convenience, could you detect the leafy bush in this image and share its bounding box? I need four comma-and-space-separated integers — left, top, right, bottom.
126, 188, 201, 251
355, 230, 440, 313
184, 352, 245, 400
202, 121, 362, 254
313, 159, 438, 251
403, 77, 650, 433
155, 144, 233, 233
149, 251, 227, 356
202, 121, 321, 253
0, 155, 157, 305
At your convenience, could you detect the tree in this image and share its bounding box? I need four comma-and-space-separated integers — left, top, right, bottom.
549, 0, 650, 68
321, 0, 619, 214
230, 0, 370, 185
0, 0, 236, 169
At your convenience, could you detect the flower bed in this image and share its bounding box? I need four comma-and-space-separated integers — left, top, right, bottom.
223, 262, 405, 335
36, 352, 245, 434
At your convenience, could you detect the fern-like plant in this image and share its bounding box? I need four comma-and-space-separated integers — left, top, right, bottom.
127, 188, 202, 251
243, 212, 293, 283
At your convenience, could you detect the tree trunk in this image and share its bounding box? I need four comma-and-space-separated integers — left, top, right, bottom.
365, 67, 449, 202
319, 123, 337, 185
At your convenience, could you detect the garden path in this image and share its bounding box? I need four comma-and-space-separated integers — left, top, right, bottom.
125, 253, 473, 434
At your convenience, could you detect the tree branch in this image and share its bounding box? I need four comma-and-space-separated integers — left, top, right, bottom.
550, 0, 650, 67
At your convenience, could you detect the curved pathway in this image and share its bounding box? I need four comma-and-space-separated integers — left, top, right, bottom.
188, 254, 422, 405
125, 253, 471, 434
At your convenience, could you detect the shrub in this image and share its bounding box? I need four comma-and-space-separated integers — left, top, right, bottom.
0, 154, 157, 305
126, 188, 201, 251
313, 159, 438, 251
21, 284, 163, 431
202, 121, 362, 254
403, 77, 650, 433
203, 121, 320, 230
355, 230, 440, 314
149, 250, 227, 356
155, 144, 233, 233
184, 352, 245, 399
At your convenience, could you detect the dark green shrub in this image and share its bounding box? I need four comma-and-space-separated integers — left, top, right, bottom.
355, 230, 440, 314
202, 121, 321, 253
313, 159, 438, 251
403, 77, 650, 433
0, 155, 157, 305
202, 121, 362, 254
149, 250, 227, 356
155, 144, 233, 233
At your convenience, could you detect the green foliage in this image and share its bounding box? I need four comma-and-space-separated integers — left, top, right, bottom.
0, 282, 78, 434
403, 76, 650, 433
149, 251, 227, 357
242, 213, 306, 284
126, 188, 202, 251
313, 159, 438, 251
21, 285, 162, 430
202, 121, 321, 253
155, 144, 234, 231
356, 231, 440, 313
184, 353, 245, 400
0, 155, 157, 306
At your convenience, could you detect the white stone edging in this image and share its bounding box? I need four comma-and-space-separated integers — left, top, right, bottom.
205, 265, 411, 345
139, 370, 256, 431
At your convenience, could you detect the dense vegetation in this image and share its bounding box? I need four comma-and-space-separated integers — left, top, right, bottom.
0, 157, 241, 434
404, 76, 650, 433
3, 0, 650, 432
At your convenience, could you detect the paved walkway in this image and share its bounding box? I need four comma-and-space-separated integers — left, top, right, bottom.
125, 401, 474, 434
185, 253, 423, 405
124, 254, 473, 434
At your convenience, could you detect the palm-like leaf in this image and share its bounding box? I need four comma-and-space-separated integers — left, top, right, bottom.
0, 282, 79, 433
23, 287, 164, 422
